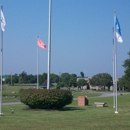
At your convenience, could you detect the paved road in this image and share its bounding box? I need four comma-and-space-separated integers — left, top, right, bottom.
3, 102, 22, 106
98, 92, 118, 97
74, 91, 130, 100
98, 92, 129, 97
89, 91, 130, 98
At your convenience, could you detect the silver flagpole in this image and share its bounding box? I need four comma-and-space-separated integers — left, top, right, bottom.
0, 5, 3, 116
114, 10, 118, 114
47, 0, 52, 89
37, 42, 39, 89
112, 38, 115, 108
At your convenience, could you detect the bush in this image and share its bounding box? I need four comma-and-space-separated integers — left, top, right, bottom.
19, 89, 73, 109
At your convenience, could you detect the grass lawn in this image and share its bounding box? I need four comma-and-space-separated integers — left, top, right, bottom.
3, 85, 36, 97
2, 97, 20, 103
0, 93, 130, 130
2, 86, 36, 103
72, 90, 101, 98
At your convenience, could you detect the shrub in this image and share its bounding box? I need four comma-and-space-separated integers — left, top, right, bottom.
19, 89, 73, 109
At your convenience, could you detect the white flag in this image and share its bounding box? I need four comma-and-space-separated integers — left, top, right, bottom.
1, 9, 6, 32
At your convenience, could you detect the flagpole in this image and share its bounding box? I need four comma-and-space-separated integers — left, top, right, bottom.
112, 38, 115, 108
114, 10, 118, 114
0, 5, 3, 116
47, 0, 52, 90
37, 42, 39, 89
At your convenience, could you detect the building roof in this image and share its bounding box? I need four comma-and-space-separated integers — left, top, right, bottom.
40, 79, 53, 88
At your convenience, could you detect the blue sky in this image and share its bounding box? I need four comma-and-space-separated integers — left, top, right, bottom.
1, 0, 130, 78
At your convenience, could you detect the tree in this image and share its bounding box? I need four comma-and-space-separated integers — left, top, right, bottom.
118, 75, 126, 90
69, 74, 77, 87
119, 51, 130, 91
90, 73, 112, 90
70, 74, 77, 78
18, 71, 28, 84
60, 73, 70, 87
5, 75, 11, 84
28, 74, 37, 83
80, 72, 84, 77
39, 73, 47, 85
59, 73, 77, 89
13, 73, 19, 83
77, 79, 87, 89
50, 73, 59, 83
56, 82, 64, 89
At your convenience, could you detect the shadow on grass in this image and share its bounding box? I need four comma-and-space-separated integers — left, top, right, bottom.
23, 104, 109, 112
23, 106, 87, 111
62, 107, 86, 111
103, 105, 109, 107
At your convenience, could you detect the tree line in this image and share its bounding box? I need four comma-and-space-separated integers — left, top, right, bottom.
4, 71, 112, 90
4, 51, 130, 91
4, 71, 88, 89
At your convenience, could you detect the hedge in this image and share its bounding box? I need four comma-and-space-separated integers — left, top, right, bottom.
19, 89, 73, 109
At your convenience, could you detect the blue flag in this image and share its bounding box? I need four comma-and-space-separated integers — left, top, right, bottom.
115, 16, 123, 43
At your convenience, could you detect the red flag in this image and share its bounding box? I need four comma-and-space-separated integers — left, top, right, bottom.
37, 38, 46, 49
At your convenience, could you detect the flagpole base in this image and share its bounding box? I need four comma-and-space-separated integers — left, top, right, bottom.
115, 111, 118, 114
0, 113, 3, 116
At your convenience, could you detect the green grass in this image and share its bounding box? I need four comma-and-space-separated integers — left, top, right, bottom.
2, 85, 36, 103
72, 90, 101, 98
2, 97, 20, 103
3, 85, 36, 96
1, 94, 130, 130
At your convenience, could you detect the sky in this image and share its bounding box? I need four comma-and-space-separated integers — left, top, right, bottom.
0, 0, 130, 78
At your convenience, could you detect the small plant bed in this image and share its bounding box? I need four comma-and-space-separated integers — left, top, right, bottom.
20, 89, 73, 110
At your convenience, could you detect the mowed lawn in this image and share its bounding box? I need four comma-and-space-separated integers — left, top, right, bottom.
2, 86, 36, 103
1, 93, 130, 130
